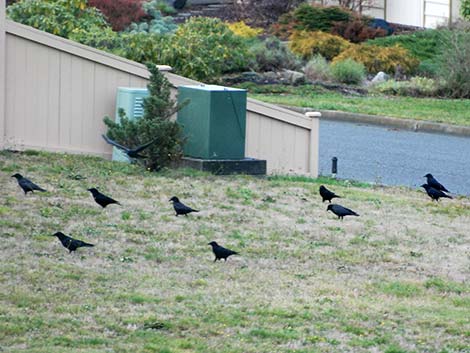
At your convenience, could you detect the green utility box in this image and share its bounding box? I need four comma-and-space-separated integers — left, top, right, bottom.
112, 87, 149, 162
177, 85, 247, 160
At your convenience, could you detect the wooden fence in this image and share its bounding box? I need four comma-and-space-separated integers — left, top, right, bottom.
0, 6, 319, 176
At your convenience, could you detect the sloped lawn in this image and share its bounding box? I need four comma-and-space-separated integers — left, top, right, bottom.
0, 151, 468, 353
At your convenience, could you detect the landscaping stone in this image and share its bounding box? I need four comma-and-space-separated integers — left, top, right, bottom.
371, 71, 390, 84
283, 70, 306, 85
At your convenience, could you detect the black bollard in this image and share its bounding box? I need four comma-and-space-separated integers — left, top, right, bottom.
332, 157, 338, 178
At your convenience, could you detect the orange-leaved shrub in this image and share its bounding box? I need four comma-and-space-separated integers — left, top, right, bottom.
289, 30, 350, 60
332, 44, 419, 74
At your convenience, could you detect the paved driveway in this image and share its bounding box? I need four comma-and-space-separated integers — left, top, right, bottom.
319, 120, 470, 195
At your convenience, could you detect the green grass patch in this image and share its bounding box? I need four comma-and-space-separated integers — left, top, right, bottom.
377, 281, 422, 297
424, 277, 467, 294
247, 84, 470, 127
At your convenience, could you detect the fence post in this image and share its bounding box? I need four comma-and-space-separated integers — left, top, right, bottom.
306, 111, 321, 178
0, 0, 6, 149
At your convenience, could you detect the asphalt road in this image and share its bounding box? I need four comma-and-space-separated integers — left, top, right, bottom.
319, 120, 470, 196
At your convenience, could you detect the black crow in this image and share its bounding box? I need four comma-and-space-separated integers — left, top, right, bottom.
169, 196, 199, 216
52, 232, 94, 253
88, 188, 121, 208
327, 204, 359, 219
424, 173, 449, 193
421, 184, 452, 202
319, 185, 341, 203
208, 241, 238, 262
102, 134, 157, 159
11, 173, 47, 194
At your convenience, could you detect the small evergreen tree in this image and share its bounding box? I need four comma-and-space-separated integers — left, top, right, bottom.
104, 64, 187, 170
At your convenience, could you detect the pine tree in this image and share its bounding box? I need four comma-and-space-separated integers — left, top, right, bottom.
104, 64, 187, 170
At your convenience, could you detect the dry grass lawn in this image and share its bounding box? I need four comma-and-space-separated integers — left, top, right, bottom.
0, 150, 468, 353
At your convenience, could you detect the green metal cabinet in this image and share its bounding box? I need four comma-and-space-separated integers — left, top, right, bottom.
177, 85, 247, 160
112, 87, 149, 162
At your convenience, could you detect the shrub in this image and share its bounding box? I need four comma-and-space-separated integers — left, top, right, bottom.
271, 5, 351, 39
368, 29, 447, 62
118, 32, 169, 63
303, 55, 332, 82
7, 0, 108, 38
227, 21, 263, 38
270, 12, 297, 40
232, 0, 304, 27
331, 58, 365, 84
126, 8, 177, 34
461, 0, 470, 20
293, 4, 351, 32
333, 44, 419, 74
159, 17, 252, 81
331, 17, 387, 43
439, 30, 470, 98
273, 3, 351, 38
289, 30, 350, 60
70, 28, 168, 64
372, 77, 438, 97
416, 59, 440, 78
70, 26, 122, 51
104, 64, 186, 170
249, 36, 302, 72
88, 0, 146, 31
144, 0, 177, 16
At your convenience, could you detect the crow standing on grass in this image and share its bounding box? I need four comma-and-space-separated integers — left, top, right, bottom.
11, 173, 47, 194
102, 134, 157, 159
52, 232, 94, 253
327, 204, 359, 219
169, 196, 199, 216
424, 173, 450, 193
319, 185, 341, 203
208, 241, 238, 262
421, 184, 452, 202
88, 188, 121, 208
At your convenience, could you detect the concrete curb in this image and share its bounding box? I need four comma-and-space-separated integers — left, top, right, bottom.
283, 105, 470, 137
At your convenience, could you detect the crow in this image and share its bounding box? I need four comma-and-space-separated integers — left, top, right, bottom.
88, 188, 121, 208
102, 134, 157, 159
169, 196, 199, 216
11, 173, 47, 194
327, 204, 359, 219
52, 232, 94, 253
208, 241, 238, 262
319, 185, 341, 203
424, 173, 449, 193
421, 184, 452, 202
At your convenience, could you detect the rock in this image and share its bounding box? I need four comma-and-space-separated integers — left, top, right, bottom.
371, 71, 390, 84
283, 70, 306, 85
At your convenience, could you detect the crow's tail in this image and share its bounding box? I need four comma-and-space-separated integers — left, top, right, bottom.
444, 193, 453, 199
83, 242, 94, 247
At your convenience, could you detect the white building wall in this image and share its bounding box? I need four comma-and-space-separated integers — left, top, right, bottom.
309, 0, 461, 28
